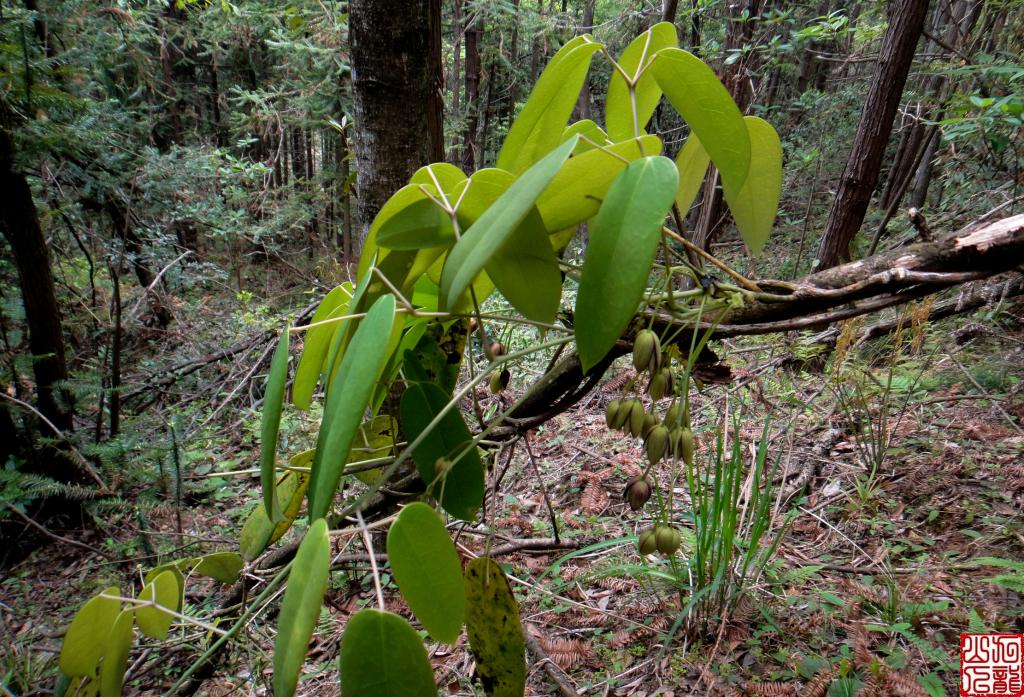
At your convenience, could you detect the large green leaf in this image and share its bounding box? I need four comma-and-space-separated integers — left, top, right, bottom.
240, 457, 312, 561
193, 552, 244, 584
399, 382, 484, 521
674, 133, 711, 214
99, 610, 133, 697
386, 502, 465, 644
605, 22, 678, 141
292, 285, 351, 410
308, 293, 396, 521
338, 609, 436, 697
261, 329, 290, 521
273, 518, 330, 697
562, 119, 609, 153
575, 156, 679, 371
376, 197, 455, 251
720, 116, 782, 255
450, 168, 562, 323
409, 161, 467, 192
535, 135, 662, 231
136, 571, 178, 640
464, 558, 526, 697
143, 563, 184, 613
357, 183, 439, 282
650, 48, 750, 194
440, 137, 577, 312
497, 37, 602, 174
59, 586, 120, 676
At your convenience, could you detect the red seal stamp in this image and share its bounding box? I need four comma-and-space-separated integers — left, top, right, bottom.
962, 634, 1024, 697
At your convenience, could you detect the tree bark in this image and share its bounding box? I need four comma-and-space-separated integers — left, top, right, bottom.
815, 0, 931, 270
0, 130, 75, 438
462, 12, 483, 171
349, 0, 442, 251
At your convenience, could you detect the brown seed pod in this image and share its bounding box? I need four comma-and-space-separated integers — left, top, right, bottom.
645, 425, 669, 466
486, 341, 506, 360
638, 528, 657, 555
623, 477, 653, 511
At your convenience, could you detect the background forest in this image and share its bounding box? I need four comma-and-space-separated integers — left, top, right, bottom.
1, 0, 1023, 695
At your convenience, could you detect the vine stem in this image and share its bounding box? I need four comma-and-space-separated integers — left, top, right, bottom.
661, 226, 762, 292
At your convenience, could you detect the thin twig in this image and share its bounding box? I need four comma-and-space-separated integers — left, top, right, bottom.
6, 504, 113, 560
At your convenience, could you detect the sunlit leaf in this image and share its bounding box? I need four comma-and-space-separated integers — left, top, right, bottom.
136, 571, 177, 640
651, 48, 750, 194
59, 586, 120, 677
575, 156, 678, 371
606, 22, 678, 141
376, 197, 454, 251
721, 116, 782, 255
440, 137, 577, 312
240, 456, 312, 561
99, 610, 133, 697
292, 284, 352, 410
535, 135, 662, 231
498, 37, 602, 174
386, 502, 465, 644
674, 133, 711, 214
273, 518, 330, 697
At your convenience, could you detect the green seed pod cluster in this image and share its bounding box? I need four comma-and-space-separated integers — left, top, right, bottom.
638, 528, 657, 555
664, 402, 682, 428
605, 399, 623, 429
489, 369, 511, 394
654, 524, 682, 555
623, 477, 653, 511
641, 412, 659, 438
644, 425, 670, 466
632, 330, 661, 374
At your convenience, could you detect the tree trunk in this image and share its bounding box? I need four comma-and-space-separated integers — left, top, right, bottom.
816, 0, 931, 270
349, 0, 442, 251
576, 0, 596, 119
462, 13, 483, 171
662, 0, 680, 23
0, 130, 75, 440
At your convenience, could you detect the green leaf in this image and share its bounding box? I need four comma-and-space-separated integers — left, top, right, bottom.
59, 586, 120, 676
293, 285, 352, 410
399, 382, 484, 521
497, 37, 602, 174
409, 161, 467, 192
308, 293, 396, 521
575, 156, 678, 371
346, 415, 397, 485
144, 563, 184, 612
562, 119, 609, 153
721, 116, 781, 255
386, 502, 466, 644
193, 552, 244, 584
376, 197, 455, 251
240, 455, 312, 561
440, 136, 577, 312
273, 517, 331, 697
487, 207, 562, 323
338, 609, 437, 697
464, 558, 526, 697
535, 135, 662, 231
262, 329, 290, 520
357, 183, 438, 281
651, 48, 750, 194
136, 571, 178, 640
674, 133, 711, 213
402, 321, 468, 396
99, 610, 133, 697
605, 22, 678, 141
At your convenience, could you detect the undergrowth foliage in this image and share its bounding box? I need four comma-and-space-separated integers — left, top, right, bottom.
57, 22, 789, 696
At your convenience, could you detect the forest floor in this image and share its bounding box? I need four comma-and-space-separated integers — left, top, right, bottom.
2, 283, 1023, 697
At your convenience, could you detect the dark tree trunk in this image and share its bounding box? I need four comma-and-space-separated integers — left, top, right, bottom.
662, 0, 679, 23
349, 0, 442, 250
0, 130, 75, 439
427, 0, 444, 163
448, 0, 464, 164
462, 14, 483, 171
816, 0, 931, 270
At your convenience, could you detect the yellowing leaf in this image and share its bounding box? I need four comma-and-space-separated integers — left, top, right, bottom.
606, 22, 678, 141
59, 586, 120, 677
721, 116, 782, 256
136, 571, 177, 640
674, 133, 711, 214
464, 558, 525, 697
